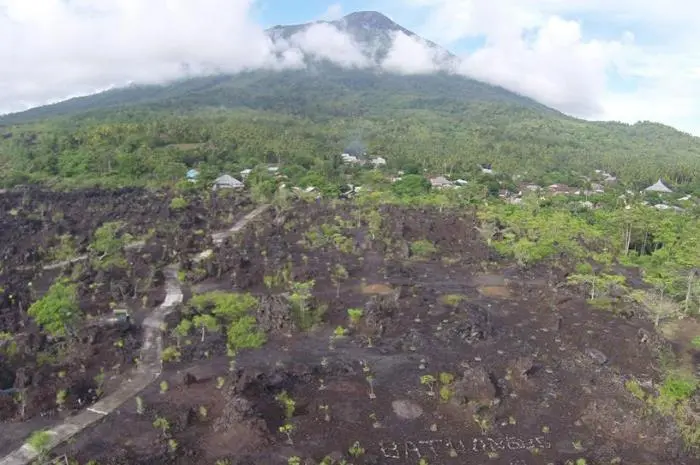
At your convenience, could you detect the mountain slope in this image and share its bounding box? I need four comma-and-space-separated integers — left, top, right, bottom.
0, 11, 548, 124
0, 65, 557, 125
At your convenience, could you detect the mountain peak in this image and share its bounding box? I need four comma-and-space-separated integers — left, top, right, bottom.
339, 11, 402, 31
266, 10, 453, 67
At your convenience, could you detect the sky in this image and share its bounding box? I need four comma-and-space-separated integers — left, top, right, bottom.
1, 0, 699, 136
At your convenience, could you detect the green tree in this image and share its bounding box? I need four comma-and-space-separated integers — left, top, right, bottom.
89, 221, 133, 269
28, 279, 82, 337
391, 174, 431, 198
193, 314, 220, 342
226, 316, 266, 355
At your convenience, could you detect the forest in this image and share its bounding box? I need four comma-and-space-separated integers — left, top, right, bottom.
1, 64, 699, 193
1, 104, 700, 194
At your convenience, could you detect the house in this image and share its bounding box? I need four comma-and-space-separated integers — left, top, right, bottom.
340, 184, 361, 199
341, 153, 363, 165
454, 179, 469, 186
240, 168, 252, 179
590, 183, 605, 193
186, 169, 199, 183
430, 176, 453, 189
548, 184, 573, 195
479, 163, 494, 174
212, 174, 244, 190
498, 189, 515, 199
521, 184, 541, 192
370, 157, 387, 167
645, 179, 673, 193
267, 166, 279, 173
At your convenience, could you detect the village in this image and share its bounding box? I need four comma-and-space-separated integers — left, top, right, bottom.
182, 151, 696, 213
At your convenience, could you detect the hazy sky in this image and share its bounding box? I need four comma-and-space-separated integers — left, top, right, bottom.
1, 0, 698, 135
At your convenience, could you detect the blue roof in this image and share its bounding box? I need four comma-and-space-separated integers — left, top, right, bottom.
186, 169, 199, 179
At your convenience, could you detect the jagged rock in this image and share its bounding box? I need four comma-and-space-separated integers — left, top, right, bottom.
256, 294, 296, 334
585, 348, 608, 365
180, 372, 198, 386
436, 305, 491, 344
513, 356, 535, 377
397, 240, 410, 259
213, 396, 257, 433
395, 328, 427, 352
364, 293, 399, 335
451, 365, 497, 406
176, 407, 197, 430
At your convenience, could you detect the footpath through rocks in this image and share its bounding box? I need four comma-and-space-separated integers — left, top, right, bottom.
0, 265, 182, 465
0, 205, 270, 465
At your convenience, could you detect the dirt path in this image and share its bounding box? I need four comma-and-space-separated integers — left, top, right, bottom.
0, 264, 183, 465
194, 204, 270, 263
0, 205, 270, 465
210, 203, 270, 245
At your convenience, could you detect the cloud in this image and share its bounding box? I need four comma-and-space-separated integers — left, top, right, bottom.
318, 3, 344, 21
286, 23, 370, 68
0, 0, 454, 114
0, 0, 276, 112
396, 0, 700, 134
0, 0, 377, 113
381, 32, 444, 74
458, 16, 627, 115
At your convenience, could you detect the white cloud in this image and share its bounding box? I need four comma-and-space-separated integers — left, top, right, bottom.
458, 16, 626, 115
381, 32, 442, 74
318, 3, 344, 21
398, 0, 700, 134
0, 0, 456, 114
0, 0, 275, 112
0, 0, 379, 113
286, 23, 370, 68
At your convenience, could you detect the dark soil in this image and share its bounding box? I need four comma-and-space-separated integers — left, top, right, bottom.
39, 201, 697, 465
0, 187, 254, 429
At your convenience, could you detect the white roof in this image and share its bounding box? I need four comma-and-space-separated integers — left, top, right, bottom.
430, 176, 452, 186
645, 179, 672, 193
213, 174, 244, 189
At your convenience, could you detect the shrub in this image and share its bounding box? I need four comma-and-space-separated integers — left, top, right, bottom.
410, 240, 438, 258
161, 346, 181, 363
392, 174, 431, 198
28, 279, 82, 337
227, 316, 266, 355
26, 430, 52, 454
169, 196, 188, 210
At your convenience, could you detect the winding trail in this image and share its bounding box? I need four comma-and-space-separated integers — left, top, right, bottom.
0, 204, 270, 465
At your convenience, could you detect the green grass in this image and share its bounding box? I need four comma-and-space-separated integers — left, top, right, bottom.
410, 239, 438, 258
